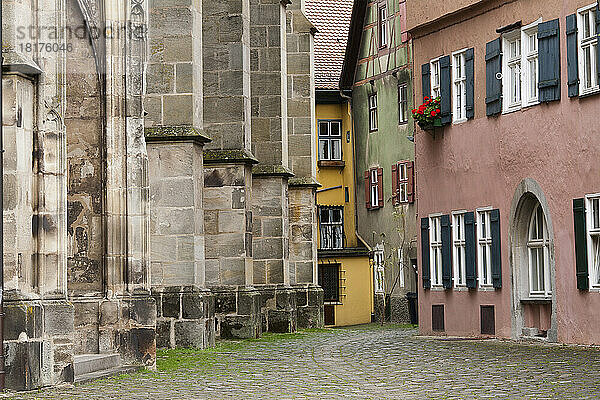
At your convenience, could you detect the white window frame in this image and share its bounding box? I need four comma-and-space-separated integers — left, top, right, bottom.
586, 193, 600, 288
578, 4, 599, 95
521, 19, 541, 106
398, 162, 408, 203
370, 168, 379, 208
318, 120, 342, 161
451, 49, 468, 123
374, 247, 385, 293
430, 57, 441, 98
319, 207, 344, 250
398, 248, 405, 288
398, 82, 409, 124
368, 93, 378, 132
502, 30, 522, 113
378, 3, 388, 48
477, 208, 493, 287
452, 211, 467, 287
527, 203, 551, 297
429, 214, 443, 287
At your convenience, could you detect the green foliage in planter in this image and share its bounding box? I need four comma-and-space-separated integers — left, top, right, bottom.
412, 96, 442, 129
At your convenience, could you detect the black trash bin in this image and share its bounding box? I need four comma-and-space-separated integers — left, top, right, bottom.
406, 292, 418, 325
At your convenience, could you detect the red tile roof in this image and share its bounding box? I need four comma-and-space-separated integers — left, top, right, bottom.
305, 0, 354, 90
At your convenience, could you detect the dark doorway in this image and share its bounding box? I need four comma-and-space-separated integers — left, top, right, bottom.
432, 305, 445, 332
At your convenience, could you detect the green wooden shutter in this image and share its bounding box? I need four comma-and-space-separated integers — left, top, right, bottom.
465, 212, 477, 289
538, 19, 561, 102
422, 63, 431, 102
573, 198, 589, 290
596, 3, 600, 84
485, 38, 502, 116
440, 55, 452, 125
421, 217, 431, 289
490, 209, 502, 289
441, 214, 452, 289
465, 48, 475, 119
566, 14, 579, 98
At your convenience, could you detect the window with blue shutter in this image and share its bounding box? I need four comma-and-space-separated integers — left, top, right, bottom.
566, 14, 579, 98
465, 48, 475, 119
573, 198, 589, 290
422, 63, 431, 103
538, 19, 561, 102
441, 214, 452, 289
485, 38, 502, 116
490, 209, 502, 289
439, 56, 452, 125
464, 212, 477, 289
421, 217, 431, 289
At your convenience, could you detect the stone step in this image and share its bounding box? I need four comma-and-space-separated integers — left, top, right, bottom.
74, 365, 143, 384
73, 354, 122, 377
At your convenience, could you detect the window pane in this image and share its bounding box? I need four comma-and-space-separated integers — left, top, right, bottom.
593, 198, 600, 229
319, 121, 329, 137
531, 248, 539, 292
320, 208, 330, 223
593, 237, 600, 285
330, 121, 341, 136
585, 47, 592, 88
333, 226, 342, 249
331, 140, 341, 160
319, 140, 329, 160
529, 59, 537, 99
584, 11, 591, 39
331, 208, 342, 223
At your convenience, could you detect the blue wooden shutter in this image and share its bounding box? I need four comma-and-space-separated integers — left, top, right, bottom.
441, 214, 452, 289
596, 3, 600, 83
490, 209, 502, 288
465, 48, 475, 119
573, 198, 589, 290
566, 14, 579, 97
485, 38, 502, 116
422, 63, 431, 102
464, 212, 477, 289
538, 19, 561, 102
440, 56, 452, 125
421, 217, 431, 289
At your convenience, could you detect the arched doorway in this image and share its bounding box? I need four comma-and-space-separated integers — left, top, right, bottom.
509, 179, 557, 342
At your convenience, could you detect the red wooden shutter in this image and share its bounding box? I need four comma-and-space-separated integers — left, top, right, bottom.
377, 167, 384, 208
391, 164, 398, 206
407, 161, 415, 203
364, 171, 371, 209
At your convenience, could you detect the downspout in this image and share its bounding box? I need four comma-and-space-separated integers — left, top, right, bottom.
0, 1, 6, 390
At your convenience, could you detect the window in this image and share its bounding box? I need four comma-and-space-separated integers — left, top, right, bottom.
374, 249, 385, 293
578, 4, 599, 94
452, 50, 467, 122
392, 161, 413, 205
453, 212, 466, 287
319, 207, 343, 250
368, 94, 378, 131
319, 264, 340, 302
318, 120, 342, 161
477, 210, 493, 287
587, 195, 600, 288
430, 58, 441, 98
503, 31, 522, 112
429, 215, 442, 287
522, 26, 539, 105
378, 3, 388, 48
398, 83, 408, 124
398, 248, 405, 288
370, 168, 379, 208
528, 204, 551, 297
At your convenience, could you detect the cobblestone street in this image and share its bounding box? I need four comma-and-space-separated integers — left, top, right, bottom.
9, 325, 600, 399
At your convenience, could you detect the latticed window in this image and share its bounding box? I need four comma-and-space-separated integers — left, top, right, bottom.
319, 207, 343, 250
587, 196, 600, 288
378, 3, 388, 48
477, 210, 493, 287
452, 51, 467, 122
318, 120, 342, 161
430, 58, 441, 98
579, 5, 599, 94
429, 216, 442, 287
453, 212, 466, 287
368, 94, 378, 131
528, 204, 551, 297
318, 264, 340, 302
398, 83, 408, 124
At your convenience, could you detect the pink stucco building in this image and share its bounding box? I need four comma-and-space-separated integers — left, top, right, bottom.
408, 0, 600, 344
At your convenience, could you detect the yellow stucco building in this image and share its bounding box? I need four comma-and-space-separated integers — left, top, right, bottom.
314, 99, 373, 327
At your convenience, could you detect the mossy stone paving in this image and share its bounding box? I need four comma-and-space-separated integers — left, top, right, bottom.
9, 324, 600, 399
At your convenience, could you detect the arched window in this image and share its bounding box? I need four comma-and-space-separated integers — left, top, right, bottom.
527, 204, 551, 297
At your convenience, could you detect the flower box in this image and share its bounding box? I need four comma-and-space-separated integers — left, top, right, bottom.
417, 118, 443, 131
412, 96, 443, 133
